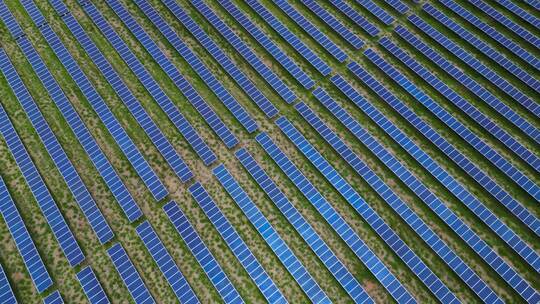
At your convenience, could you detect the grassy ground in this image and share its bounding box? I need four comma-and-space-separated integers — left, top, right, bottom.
0, 0, 538, 303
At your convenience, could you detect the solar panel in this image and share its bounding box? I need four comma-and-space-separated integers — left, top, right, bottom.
379, 37, 540, 235
126, 0, 258, 134
346, 64, 540, 302
439, 0, 540, 70
276, 116, 459, 303
43, 0, 169, 201
408, 14, 540, 117
271, 0, 348, 61
0, 102, 84, 267
328, 0, 379, 36
216, 0, 316, 88
10, 1, 142, 223
382, 0, 409, 13
190, 0, 296, 103
491, 0, 540, 33
297, 0, 363, 49
162, 201, 243, 303
80, 2, 215, 167
235, 148, 346, 304
212, 164, 333, 304
188, 182, 286, 303
76, 266, 110, 304
306, 91, 502, 303
42, 291, 63, 304
362, 49, 540, 204
157, 0, 279, 119
0, 177, 53, 294
0, 39, 114, 245
468, 0, 540, 49
136, 221, 199, 304
524, 0, 540, 10
353, 0, 394, 25
0, 265, 17, 304
107, 243, 155, 304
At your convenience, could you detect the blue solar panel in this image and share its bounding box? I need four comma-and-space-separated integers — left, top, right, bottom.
524, 0, 540, 10
80, 2, 216, 167
346, 64, 540, 302
44, 1, 169, 201
216, 0, 316, 88
439, 0, 540, 70
77, 266, 110, 304
163, 201, 243, 303
408, 14, 540, 118
126, 0, 258, 134
107, 243, 155, 304
136, 221, 199, 304
235, 148, 345, 304
10, 1, 142, 223
244, 0, 332, 75
189, 182, 286, 303
382, 0, 409, 13
0, 45, 114, 244
468, 0, 540, 49
328, 0, 379, 36
423, 4, 539, 93
0, 102, 84, 267
0, 265, 17, 304
271, 0, 348, 61
0, 177, 53, 294
298, 0, 363, 50
494, 0, 540, 28
213, 164, 333, 304
276, 116, 458, 303
353, 0, 394, 25
157, 0, 279, 119
43, 291, 63, 304
307, 90, 503, 303
362, 49, 540, 203
190, 0, 296, 103
380, 37, 540, 235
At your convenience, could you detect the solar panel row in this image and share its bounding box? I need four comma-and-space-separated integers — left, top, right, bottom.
328, 0, 379, 37
42, 291, 63, 304
245, 0, 332, 75
45, 1, 169, 201
379, 37, 540, 235
353, 0, 394, 25
158, 0, 279, 119
136, 221, 199, 304
346, 63, 540, 302
76, 266, 110, 304
0, 39, 114, 245
439, 0, 540, 70
524, 0, 540, 10
382, 0, 409, 14
234, 149, 335, 304
271, 0, 348, 62
12, 1, 143, 224
494, 0, 540, 28
163, 201, 243, 303
298, 0, 363, 49
212, 164, 329, 304
216, 0, 316, 88
363, 49, 540, 202
0, 265, 17, 304
0, 177, 53, 294
309, 89, 503, 303
190, 0, 297, 103
128, 0, 258, 134
107, 243, 155, 304
0, 99, 84, 267
81, 1, 216, 167
189, 182, 286, 304
276, 116, 458, 303
467, 0, 540, 49
408, 14, 540, 118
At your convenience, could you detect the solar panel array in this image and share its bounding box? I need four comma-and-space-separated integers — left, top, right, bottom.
163, 201, 243, 303
493, 0, 540, 28
383, 0, 409, 13
76, 266, 110, 304
328, 0, 379, 37
0, 265, 17, 304
42, 291, 63, 304
353, 0, 394, 25
0, 177, 53, 294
